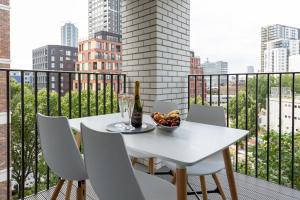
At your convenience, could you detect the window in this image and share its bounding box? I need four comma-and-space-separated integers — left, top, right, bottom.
51, 76, 55, 81
60, 56, 63, 61
51, 63, 55, 68
66, 50, 71, 56
66, 57, 70, 61
51, 83, 55, 89
51, 56, 55, 61
60, 63, 63, 68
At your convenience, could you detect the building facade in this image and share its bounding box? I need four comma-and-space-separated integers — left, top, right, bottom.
263, 39, 300, 72
261, 24, 300, 72
246, 66, 255, 73
189, 51, 205, 98
10, 71, 33, 84
201, 60, 228, 86
0, 0, 10, 198
61, 22, 78, 48
88, 0, 121, 38
32, 45, 78, 94
74, 31, 122, 91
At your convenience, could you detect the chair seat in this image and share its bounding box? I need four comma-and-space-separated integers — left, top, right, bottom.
135, 170, 176, 200
165, 153, 225, 176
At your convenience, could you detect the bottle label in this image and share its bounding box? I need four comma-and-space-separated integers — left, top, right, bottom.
131, 112, 143, 128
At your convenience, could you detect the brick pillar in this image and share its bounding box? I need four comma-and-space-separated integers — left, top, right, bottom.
0, 0, 10, 199
121, 0, 190, 169
121, 0, 190, 115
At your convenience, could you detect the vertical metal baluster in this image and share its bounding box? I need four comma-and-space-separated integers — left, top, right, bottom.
279, 74, 282, 184
110, 74, 113, 113
218, 75, 220, 106
96, 74, 99, 115
46, 72, 50, 190
209, 75, 212, 106
235, 74, 239, 172
6, 71, 10, 200
291, 73, 295, 188
245, 74, 248, 175
34, 72, 38, 194
267, 74, 270, 181
21, 71, 25, 199
87, 73, 90, 116
117, 75, 120, 112
255, 74, 258, 178
202, 76, 205, 105
188, 75, 190, 110
78, 73, 81, 117
58, 72, 61, 116
103, 74, 106, 114
123, 74, 126, 94
194, 75, 197, 105
69, 73, 72, 119
227, 74, 229, 127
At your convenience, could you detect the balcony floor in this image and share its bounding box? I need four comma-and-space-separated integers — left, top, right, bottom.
25, 164, 300, 200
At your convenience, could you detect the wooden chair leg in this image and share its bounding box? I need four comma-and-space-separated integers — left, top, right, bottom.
51, 178, 65, 200
148, 157, 155, 174
65, 181, 73, 200
76, 181, 83, 200
212, 174, 226, 200
171, 170, 177, 185
200, 176, 208, 200
131, 157, 138, 166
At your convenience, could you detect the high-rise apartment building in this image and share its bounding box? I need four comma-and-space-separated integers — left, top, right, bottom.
74, 31, 122, 91
261, 24, 300, 72
88, 0, 121, 38
263, 39, 300, 72
61, 22, 79, 48
0, 0, 10, 198
32, 45, 77, 94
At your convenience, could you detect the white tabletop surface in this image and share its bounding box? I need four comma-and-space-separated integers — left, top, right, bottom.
69, 113, 248, 167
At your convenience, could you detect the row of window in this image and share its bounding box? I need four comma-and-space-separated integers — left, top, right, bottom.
77, 62, 121, 71
284, 103, 300, 108
284, 115, 300, 120
79, 41, 121, 52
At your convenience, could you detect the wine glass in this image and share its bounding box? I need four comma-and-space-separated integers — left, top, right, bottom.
126, 94, 135, 130
116, 94, 128, 129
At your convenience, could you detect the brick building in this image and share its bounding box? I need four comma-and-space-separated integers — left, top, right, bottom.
74, 31, 122, 91
32, 45, 77, 94
189, 51, 205, 98
0, 0, 10, 199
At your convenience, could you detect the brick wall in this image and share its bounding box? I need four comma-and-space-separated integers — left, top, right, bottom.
122, 0, 190, 114
0, 0, 9, 199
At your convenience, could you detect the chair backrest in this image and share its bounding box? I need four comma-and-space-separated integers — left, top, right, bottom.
37, 113, 87, 181
152, 101, 177, 113
186, 104, 226, 127
81, 123, 145, 200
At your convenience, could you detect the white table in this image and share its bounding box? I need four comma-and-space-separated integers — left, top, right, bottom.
69, 113, 248, 200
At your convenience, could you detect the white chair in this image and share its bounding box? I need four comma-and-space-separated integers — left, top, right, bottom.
37, 113, 88, 200
81, 123, 176, 200
129, 100, 177, 174
165, 105, 227, 200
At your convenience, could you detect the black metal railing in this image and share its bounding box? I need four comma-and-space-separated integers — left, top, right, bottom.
0, 68, 126, 199
188, 72, 300, 190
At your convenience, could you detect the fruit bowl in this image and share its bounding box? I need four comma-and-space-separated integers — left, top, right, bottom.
151, 110, 180, 132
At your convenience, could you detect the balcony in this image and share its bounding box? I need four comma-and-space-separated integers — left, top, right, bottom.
0, 69, 300, 199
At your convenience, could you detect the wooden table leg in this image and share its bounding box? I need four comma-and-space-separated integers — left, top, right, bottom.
176, 167, 187, 200
223, 147, 238, 200
148, 157, 155, 175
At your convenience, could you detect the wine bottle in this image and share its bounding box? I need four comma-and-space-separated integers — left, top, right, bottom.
131, 81, 143, 128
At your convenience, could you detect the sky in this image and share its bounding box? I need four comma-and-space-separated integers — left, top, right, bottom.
10, 0, 300, 73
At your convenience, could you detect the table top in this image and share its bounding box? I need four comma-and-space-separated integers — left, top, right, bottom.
69, 113, 248, 167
